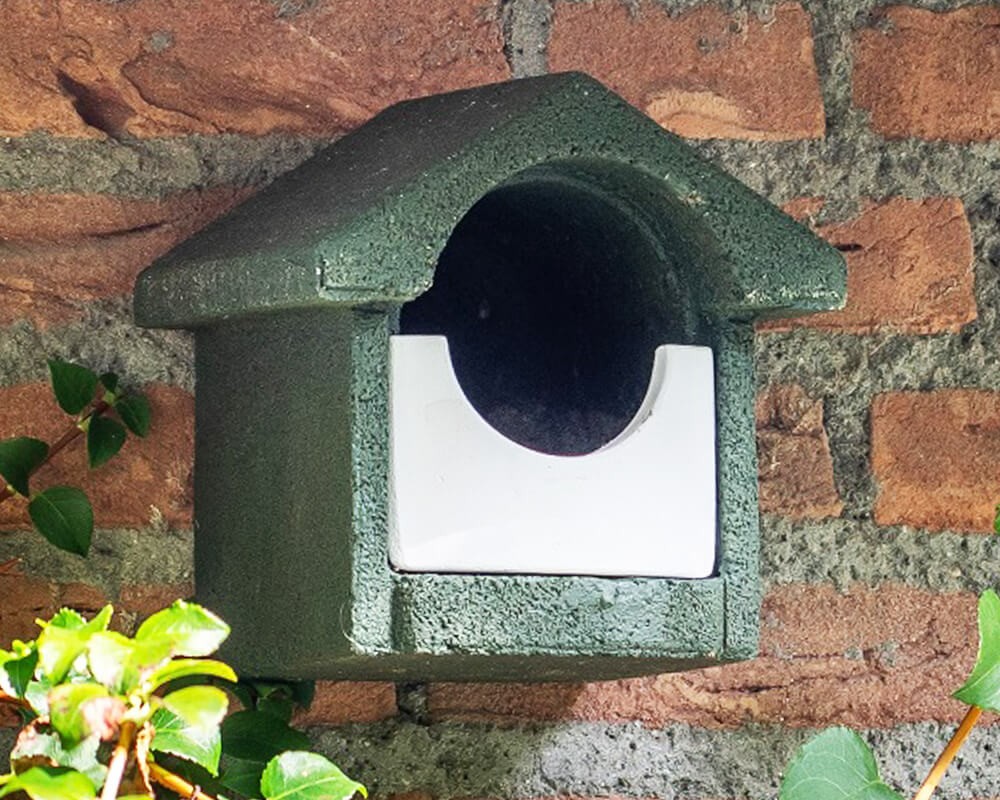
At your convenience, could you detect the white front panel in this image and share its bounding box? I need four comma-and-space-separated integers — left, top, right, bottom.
388, 335, 717, 578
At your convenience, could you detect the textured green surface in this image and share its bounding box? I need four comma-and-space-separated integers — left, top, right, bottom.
134, 73, 845, 681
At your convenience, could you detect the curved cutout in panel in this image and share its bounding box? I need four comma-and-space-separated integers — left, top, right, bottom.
388, 335, 716, 579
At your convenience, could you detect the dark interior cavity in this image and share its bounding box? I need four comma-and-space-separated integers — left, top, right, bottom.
400, 172, 687, 455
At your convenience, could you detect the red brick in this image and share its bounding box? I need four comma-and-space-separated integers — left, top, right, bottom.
854, 6, 1000, 142
0, 383, 193, 529
756, 384, 842, 520
761, 198, 975, 335
0, 0, 507, 138
549, 2, 824, 141
428, 585, 979, 729
292, 681, 397, 726
872, 390, 1000, 532
118, 583, 195, 617
0, 189, 248, 328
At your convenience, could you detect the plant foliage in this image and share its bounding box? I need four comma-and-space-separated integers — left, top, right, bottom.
781, 587, 1000, 800
0, 360, 151, 557
0, 603, 364, 800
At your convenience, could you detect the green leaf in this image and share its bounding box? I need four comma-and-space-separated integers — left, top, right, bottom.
994, 504, 1000, 535
28, 487, 93, 556
0, 765, 97, 800
1, 647, 38, 697
10, 731, 106, 788
780, 728, 902, 800
98, 373, 118, 394
260, 752, 366, 800
85, 417, 125, 469
0, 437, 49, 497
163, 685, 229, 732
135, 600, 230, 658
36, 606, 111, 684
48, 684, 113, 746
148, 658, 238, 692
114, 394, 151, 438
954, 589, 1000, 711
47, 360, 98, 416
221, 710, 311, 762
86, 631, 135, 692
151, 707, 223, 776
220, 755, 269, 797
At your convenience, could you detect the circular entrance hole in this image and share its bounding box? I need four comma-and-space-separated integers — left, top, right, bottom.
400, 171, 682, 455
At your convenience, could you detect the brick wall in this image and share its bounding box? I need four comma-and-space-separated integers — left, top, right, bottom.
2, 0, 1000, 798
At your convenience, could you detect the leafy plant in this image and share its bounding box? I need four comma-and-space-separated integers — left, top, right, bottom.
0, 601, 365, 800
781, 588, 1000, 800
0, 360, 151, 557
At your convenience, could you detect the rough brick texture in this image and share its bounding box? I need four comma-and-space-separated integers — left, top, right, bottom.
0, 0, 507, 138
293, 682, 398, 726
872, 390, 1000, 533
0, 190, 248, 327
549, 1, 824, 141
756, 384, 842, 519
0, 383, 193, 529
0, 572, 107, 646
854, 6, 1000, 142
428, 585, 977, 729
762, 198, 976, 335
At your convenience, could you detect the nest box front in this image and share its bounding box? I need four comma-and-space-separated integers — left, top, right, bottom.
134, 73, 845, 681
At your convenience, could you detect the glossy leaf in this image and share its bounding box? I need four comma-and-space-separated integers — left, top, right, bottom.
28, 487, 93, 556
163, 685, 228, 732
10, 730, 106, 788
48, 684, 114, 746
86, 631, 134, 693
0, 765, 97, 800
261, 751, 366, 800
135, 600, 229, 658
780, 728, 902, 800
1, 647, 38, 697
47, 360, 98, 416
222, 709, 311, 762
148, 658, 238, 692
220, 755, 268, 797
85, 417, 125, 469
0, 437, 49, 497
36, 606, 111, 684
114, 394, 151, 438
954, 589, 1000, 711
151, 707, 222, 776
98, 373, 118, 394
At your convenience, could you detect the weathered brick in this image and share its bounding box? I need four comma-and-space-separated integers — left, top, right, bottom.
872, 390, 1000, 532
428, 585, 978, 729
854, 6, 1000, 142
0, 0, 507, 138
0, 189, 248, 328
293, 681, 397, 726
756, 384, 842, 520
761, 198, 975, 335
549, 1, 824, 140
0, 573, 108, 644
0, 383, 193, 529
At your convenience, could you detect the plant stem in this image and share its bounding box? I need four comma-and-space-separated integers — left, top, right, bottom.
0, 692, 31, 711
148, 762, 217, 800
100, 719, 136, 800
0, 399, 110, 504
912, 705, 982, 800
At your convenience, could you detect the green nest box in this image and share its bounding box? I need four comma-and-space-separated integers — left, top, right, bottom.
134, 73, 845, 681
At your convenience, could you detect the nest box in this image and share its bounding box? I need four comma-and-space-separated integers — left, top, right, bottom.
134, 73, 845, 681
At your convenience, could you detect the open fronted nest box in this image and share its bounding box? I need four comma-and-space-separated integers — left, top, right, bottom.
134, 73, 845, 681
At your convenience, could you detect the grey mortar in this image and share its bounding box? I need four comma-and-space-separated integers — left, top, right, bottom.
502, 0, 553, 78
0, 133, 320, 197
0, 528, 193, 600
0, 299, 195, 391
309, 720, 999, 800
